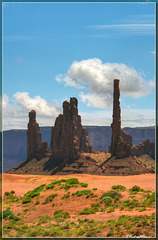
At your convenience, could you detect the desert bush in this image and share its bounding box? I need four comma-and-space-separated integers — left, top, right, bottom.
54, 210, 70, 219
3, 208, 21, 221
22, 197, 31, 204
129, 185, 145, 193
35, 200, 40, 205
61, 192, 70, 199
112, 185, 126, 191
10, 190, 15, 194
80, 182, 88, 187
24, 184, 45, 199
4, 192, 10, 196
101, 190, 122, 200
72, 189, 91, 197
93, 188, 97, 190
107, 227, 114, 237
42, 193, 58, 204
79, 207, 97, 215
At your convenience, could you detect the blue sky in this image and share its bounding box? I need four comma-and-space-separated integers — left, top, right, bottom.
2, 2, 155, 130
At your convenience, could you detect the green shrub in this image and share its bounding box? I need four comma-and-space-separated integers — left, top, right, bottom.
61, 192, 70, 199
101, 196, 113, 206
72, 189, 91, 197
93, 188, 97, 190
66, 178, 79, 185
35, 200, 40, 205
79, 207, 98, 215
10, 190, 15, 194
24, 184, 45, 198
80, 182, 88, 188
24, 208, 29, 212
22, 197, 31, 204
4, 192, 10, 196
77, 228, 86, 236
86, 230, 97, 237
43, 193, 58, 204
107, 227, 114, 237
54, 210, 70, 219
3, 208, 21, 221
112, 185, 126, 191
101, 190, 122, 200
129, 185, 144, 193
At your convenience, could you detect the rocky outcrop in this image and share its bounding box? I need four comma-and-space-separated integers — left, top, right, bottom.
27, 110, 48, 159
50, 97, 92, 162
131, 139, 155, 159
109, 79, 132, 158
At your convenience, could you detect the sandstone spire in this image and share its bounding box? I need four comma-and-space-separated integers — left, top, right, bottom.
50, 97, 92, 162
27, 110, 41, 159
110, 79, 131, 158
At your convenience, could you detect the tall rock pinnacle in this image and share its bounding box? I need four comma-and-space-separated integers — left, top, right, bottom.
27, 110, 41, 159
110, 79, 132, 158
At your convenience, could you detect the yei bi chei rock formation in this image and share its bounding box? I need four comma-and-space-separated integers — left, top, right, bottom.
27, 110, 49, 160
109, 79, 155, 159
109, 79, 132, 158
27, 98, 93, 162
50, 97, 93, 161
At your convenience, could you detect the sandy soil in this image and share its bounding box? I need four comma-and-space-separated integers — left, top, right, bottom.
3, 173, 155, 197
3, 173, 155, 224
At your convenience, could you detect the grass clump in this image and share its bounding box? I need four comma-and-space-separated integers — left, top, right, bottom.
22, 196, 31, 204
72, 189, 91, 197
42, 193, 58, 204
54, 210, 71, 219
61, 192, 70, 199
80, 182, 88, 188
79, 207, 97, 215
3, 208, 21, 221
101, 190, 122, 200
129, 185, 145, 194
112, 185, 126, 191
24, 184, 45, 199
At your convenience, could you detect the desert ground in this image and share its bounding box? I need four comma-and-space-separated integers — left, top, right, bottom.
3, 173, 155, 238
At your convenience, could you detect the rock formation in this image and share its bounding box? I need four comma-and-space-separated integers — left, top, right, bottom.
50, 97, 92, 162
131, 139, 155, 159
27, 110, 48, 159
109, 79, 132, 158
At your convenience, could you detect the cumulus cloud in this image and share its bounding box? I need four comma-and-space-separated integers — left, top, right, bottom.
13, 92, 59, 117
56, 58, 154, 108
3, 93, 61, 130
79, 92, 112, 108
2, 94, 9, 113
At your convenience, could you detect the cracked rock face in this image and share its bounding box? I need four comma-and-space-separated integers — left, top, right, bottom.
50, 97, 92, 162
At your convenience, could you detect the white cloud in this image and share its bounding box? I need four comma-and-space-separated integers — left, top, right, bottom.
13, 92, 59, 117
79, 92, 112, 108
80, 108, 155, 128
2, 94, 9, 113
56, 58, 154, 108
3, 93, 61, 130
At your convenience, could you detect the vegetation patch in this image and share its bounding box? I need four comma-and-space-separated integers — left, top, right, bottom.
72, 189, 91, 197
112, 185, 126, 191
42, 193, 58, 204
24, 184, 46, 199
3, 208, 21, 221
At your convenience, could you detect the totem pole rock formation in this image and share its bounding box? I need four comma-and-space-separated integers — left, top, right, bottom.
27, 110, 48, 159
50, 97, 93, 162
110, 79, 132, 158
